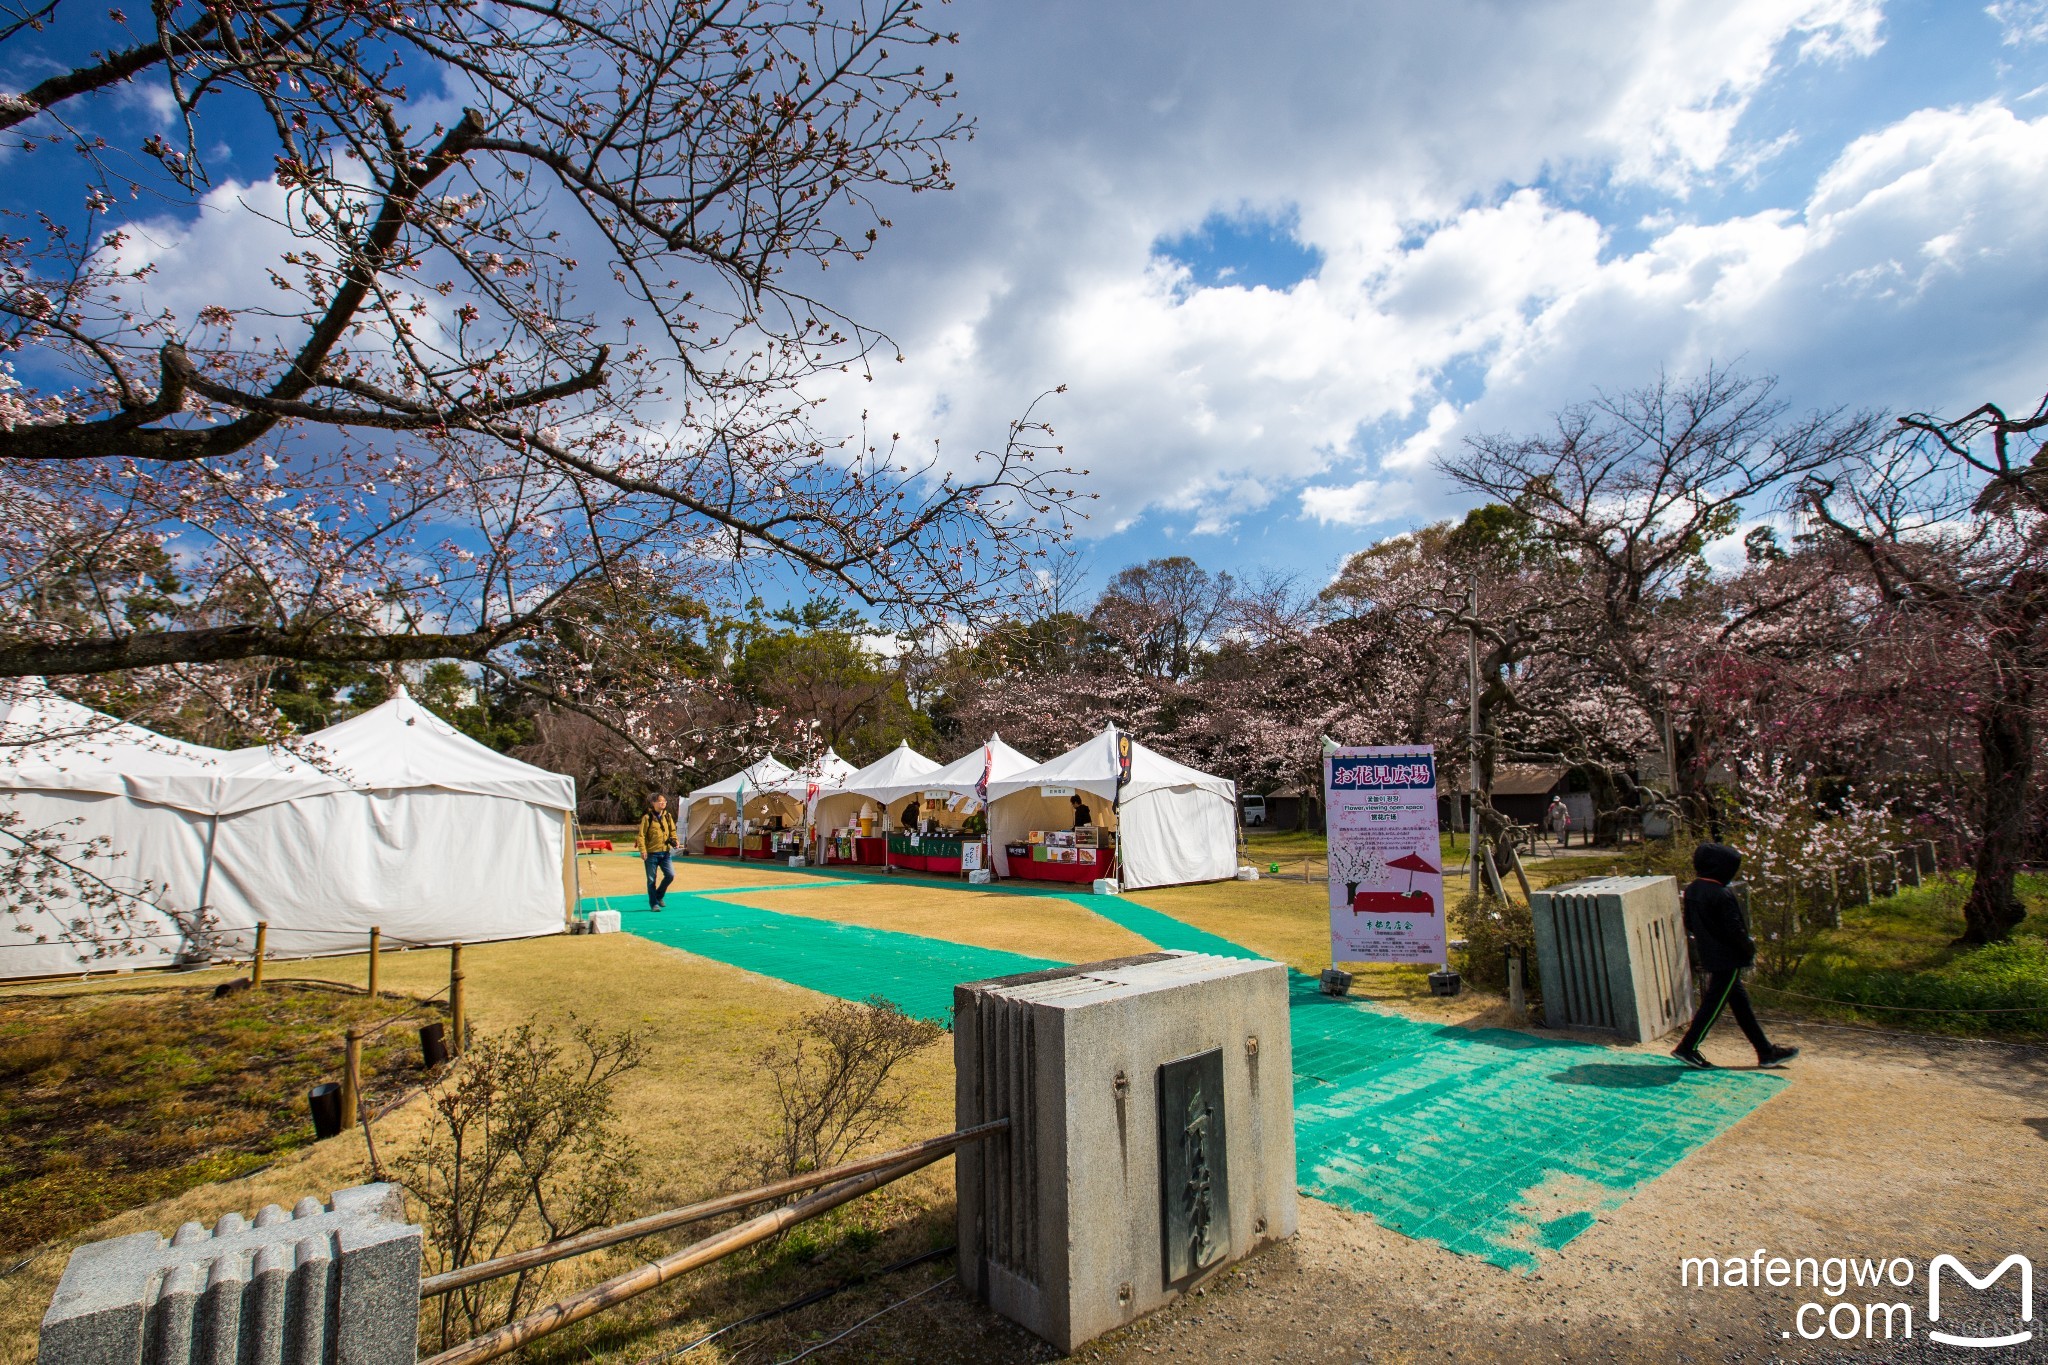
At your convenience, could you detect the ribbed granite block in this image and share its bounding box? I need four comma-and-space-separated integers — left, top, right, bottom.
39, 1184, 420, 1365
1530, 875, 1694, 1043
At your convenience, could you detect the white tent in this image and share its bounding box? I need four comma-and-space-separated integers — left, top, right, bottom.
201, 689, 578, 956
767, 748, 858, 802
845, 740, 944, 828
921, 734, 1039, 810
683, 755, 797, 853
804, 741, 942, 854
0, 684, 226, 978
986, 726, 1238, 889
0, 684, 578, 980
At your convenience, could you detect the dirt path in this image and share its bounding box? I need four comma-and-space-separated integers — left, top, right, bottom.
1056, 1015, 2048, 1363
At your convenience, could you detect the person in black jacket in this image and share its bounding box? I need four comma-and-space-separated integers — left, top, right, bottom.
1673, 842, 1800, 1069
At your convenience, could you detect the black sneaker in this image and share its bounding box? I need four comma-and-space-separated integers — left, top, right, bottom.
1671, 1047, 1716, 1070
1757, 1044, 1800, 1068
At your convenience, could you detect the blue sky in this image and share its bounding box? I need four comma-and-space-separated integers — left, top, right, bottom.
8, 0, 2048, 615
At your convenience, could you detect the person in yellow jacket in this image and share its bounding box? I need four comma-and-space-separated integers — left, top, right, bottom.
638, 793, 678, 910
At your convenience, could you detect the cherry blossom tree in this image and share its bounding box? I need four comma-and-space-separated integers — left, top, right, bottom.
1440, 368, 1882, 816
0, 0, 1082, 762
1804, 390, 2048, 943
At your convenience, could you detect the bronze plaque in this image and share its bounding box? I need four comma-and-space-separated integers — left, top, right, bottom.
1157, 1048, 1230, 1285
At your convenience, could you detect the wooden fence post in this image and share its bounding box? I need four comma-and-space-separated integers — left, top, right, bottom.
367, 926, 381, 998
1899, 849, 1922, 889
341, 1027, 361, 1132
450, 942, 466, 1057
251, 921, 268, 988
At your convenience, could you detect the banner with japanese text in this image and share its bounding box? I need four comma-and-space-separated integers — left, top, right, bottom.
1325, 745, 1446, 964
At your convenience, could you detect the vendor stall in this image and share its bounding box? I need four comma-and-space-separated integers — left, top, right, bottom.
806, 741, 941, 866
684, 756, 795, 855
986, 726, 1237, 889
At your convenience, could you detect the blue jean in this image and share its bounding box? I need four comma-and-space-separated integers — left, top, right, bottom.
644, 851, 674, 906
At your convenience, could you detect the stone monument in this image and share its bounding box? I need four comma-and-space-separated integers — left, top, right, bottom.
953, 951, 1296, 1353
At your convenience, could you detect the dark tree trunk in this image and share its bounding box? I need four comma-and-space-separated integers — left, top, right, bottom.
1960, 662, 2033, 944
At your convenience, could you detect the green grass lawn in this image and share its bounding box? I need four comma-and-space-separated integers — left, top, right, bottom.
0, 981, 436, 1257
1760, 872, 2048, 1039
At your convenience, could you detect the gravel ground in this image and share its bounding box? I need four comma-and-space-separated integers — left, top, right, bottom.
778, 1013, 2048, 1365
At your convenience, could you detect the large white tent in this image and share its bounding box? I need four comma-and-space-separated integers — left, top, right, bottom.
202, 689, 578, 957
0, 684, 578, 980
986, 726, 1238, 889
844, 740, 944, 826
683, 755, 796, 853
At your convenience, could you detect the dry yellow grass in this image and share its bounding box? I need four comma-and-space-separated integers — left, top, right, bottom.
0, 933, 962, 1365
715, 881, 1156, 964
576, 851, 824, 897
1131, 875, 1483, 1011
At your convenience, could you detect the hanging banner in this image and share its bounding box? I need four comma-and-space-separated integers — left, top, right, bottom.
1324, 745, 1445, 965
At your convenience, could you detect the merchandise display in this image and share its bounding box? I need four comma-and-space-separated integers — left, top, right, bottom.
1007, 826, 1117, 884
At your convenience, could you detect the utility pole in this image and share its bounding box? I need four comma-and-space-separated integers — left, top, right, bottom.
1467, 571, 1481, 896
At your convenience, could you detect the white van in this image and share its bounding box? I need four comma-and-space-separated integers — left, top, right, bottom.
1241, 795, 1268, 826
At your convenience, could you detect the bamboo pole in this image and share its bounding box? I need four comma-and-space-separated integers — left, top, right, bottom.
422, 1145, 962, 1365
449, 942, 465, 1057
340, 1027, 361, 1132
367, 926, 381, 998
420, 1118, 1008, 1299
251, 921, 268, 988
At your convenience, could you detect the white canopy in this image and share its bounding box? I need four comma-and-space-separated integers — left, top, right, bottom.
278, 690, 575, 809
837, 740, 942, 804
986, 725, 1237, 889
683, 754, 803, 852
767, 748, 858, 799
988, 726, 1235, 802
920, 734, 1039, 803
687, 754, 796, 803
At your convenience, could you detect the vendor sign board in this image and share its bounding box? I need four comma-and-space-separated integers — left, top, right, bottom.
1324, 745, 1445, 965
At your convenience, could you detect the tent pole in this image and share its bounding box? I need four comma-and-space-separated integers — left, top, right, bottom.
194, 811, 220, 959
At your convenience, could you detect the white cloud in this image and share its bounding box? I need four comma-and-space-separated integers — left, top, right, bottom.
1299, 477, 1419, 530
1987, 1, 2048, 46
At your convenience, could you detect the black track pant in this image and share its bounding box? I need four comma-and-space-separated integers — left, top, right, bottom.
1677, 969, 1771, 1057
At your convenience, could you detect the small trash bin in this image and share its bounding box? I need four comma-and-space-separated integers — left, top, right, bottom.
307, 1082, 343, 1139
419, 1021, 449, 1068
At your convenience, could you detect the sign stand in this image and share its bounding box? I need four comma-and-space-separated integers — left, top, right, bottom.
1323, 746, 1446, 975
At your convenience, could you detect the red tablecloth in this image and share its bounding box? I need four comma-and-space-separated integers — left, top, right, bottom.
1006, 847, 1112, 884
703, 844, 740, 859
826, 836, 887, 867
576, 838, 614, 852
